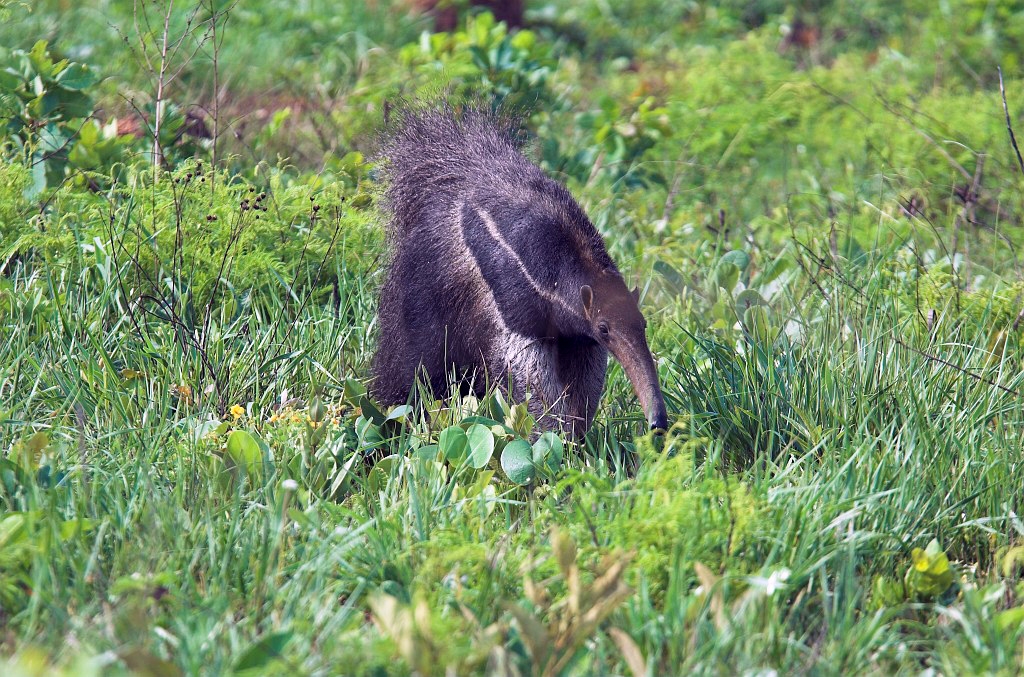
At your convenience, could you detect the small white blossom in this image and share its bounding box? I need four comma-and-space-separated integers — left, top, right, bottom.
749, 567, 791, 597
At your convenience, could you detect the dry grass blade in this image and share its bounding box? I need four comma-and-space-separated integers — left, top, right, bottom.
607, 627, 648, 677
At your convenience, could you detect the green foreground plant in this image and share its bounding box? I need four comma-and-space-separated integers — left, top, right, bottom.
4, 0, 1024, 675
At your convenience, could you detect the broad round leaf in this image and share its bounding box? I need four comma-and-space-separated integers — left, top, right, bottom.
532, 432, 564, 474
734, 289, 768, 313
225, 430, 264, 476
714, 261, 740, 293
439, 426, 469, 462
192, 417, 223, 443
413, 444, 440, 461
500, 440, 535, 485
466, 423, 495, 469
356, 416, 384, 448
743, 305, 776, 345
55, 63, 99, 91
385, 404, 412, 422
720, 249, 751, 271
368, 455, 398, 495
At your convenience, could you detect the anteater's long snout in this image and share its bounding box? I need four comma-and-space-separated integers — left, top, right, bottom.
611, 338, 669, 432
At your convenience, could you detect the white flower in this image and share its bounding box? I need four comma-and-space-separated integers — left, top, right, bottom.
282, 479, 299, 492
749, 567, 791, 597
765, 568, 791, 596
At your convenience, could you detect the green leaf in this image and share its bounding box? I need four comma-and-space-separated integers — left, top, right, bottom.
654, 259, 685, 294
734, 289, 768, 313
368, 455, 398, 495
385, 404, 412, 423
752, 248, 793, 287
55, 62, 98, 91
309, 396, 326, 423
27, 41, 52, 76
1001, 545, 1024, 577
714, 250, 751, 292
233, 631, 293, 674
532, 432, 563, 475
714, 261, 739, 293
192, 417, 225, 443
413, 443, 440, 461
37, 123, 68, 152
56, 89, 93, 119
58, 518, 95, 540
120, 648, 183, 677
905, 539, 953, 599
720, 249, 751, 271
0, 513, 27, 549
225, 430, 265, 477
743, 305, 776, 344
25, 159, 46, 200
342, 378, 367, 404
870, 575, 906, 609
356, 416, 384, 448
465, 423, 495, 469
460, 415, 512, 433
0, 68, 20, 92
501, 439, 535, 485
359, 395, 386, 425
996, 606, 1024, 632
439, 426, 469, 462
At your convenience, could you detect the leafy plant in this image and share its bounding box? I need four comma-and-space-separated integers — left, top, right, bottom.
500, 431, 564, 485
394, 11, 556, 112
0, 40, 102, 192
905, 539, 955, 600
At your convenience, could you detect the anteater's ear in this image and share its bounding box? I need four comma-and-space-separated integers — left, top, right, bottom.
580, 285, 594, 319
631, 286, 640, 302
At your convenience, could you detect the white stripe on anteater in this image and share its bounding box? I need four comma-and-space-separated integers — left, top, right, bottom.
455, 201, 563, 412
473, 205, 579, 318
451, 199, 509, 334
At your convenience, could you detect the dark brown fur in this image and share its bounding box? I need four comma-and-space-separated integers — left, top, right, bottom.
371, 105, 667, 437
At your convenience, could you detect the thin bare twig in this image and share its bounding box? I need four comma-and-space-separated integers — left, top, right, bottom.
152, 0, 175, 175
998, 66, 1024, 176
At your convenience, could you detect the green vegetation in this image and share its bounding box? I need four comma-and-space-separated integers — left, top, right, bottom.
3, 0, 1024, 674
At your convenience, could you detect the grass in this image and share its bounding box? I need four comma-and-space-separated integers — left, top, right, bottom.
3, 0, 1024, 675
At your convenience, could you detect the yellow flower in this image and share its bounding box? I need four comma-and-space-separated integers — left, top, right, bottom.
230, 404, 245, 420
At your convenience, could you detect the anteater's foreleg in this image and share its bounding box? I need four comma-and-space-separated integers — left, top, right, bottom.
554, 337, 608, 439
497, 333, 608, 439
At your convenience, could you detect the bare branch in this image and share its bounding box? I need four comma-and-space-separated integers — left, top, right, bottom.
998, 66, 1024, 176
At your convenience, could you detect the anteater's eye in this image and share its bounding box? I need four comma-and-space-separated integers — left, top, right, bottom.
598, 323, 610, 336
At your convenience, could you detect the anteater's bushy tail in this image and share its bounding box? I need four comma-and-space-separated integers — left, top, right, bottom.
375, 103, 533, 239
